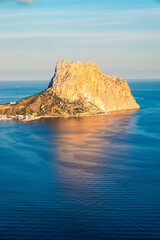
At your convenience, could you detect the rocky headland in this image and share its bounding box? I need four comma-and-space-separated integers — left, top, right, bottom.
0, 60, 139, 120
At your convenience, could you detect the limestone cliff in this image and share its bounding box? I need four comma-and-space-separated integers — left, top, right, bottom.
0, 60, 139, 118
49, 60, 139, 113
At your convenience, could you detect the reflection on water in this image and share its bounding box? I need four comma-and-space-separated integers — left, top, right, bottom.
41, 111, 138, 197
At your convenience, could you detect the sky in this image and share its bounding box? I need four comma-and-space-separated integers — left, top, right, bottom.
0, 0, 160, 81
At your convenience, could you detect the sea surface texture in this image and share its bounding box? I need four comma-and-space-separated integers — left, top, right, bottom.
0, 80, 160, 240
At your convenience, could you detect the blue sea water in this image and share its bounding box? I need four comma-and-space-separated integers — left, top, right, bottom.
0, 80, 160, 240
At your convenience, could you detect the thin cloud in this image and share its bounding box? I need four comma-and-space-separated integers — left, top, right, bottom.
0, 19, 129, 28
0, 0, 33, 3
0, 7, 160, 18
89, 21, 129, 27
0, 31, 160, 41
17, 0, 33, 3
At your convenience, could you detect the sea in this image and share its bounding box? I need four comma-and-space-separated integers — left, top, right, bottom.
0, 80, 160, 240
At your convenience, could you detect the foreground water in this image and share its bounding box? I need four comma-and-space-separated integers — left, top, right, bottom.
0, 80, 160, 240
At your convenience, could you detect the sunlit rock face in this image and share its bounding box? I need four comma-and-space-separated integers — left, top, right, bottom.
49, 60, 139, 113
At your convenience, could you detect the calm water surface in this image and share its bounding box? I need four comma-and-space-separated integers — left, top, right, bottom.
0, 80, 160, 240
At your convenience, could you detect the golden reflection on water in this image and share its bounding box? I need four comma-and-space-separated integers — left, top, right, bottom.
47, 110, 137, 190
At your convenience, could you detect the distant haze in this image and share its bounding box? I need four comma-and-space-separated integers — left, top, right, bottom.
0, 0, 160, 80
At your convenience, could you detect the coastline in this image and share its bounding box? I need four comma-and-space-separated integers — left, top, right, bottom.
0, 107, 140, 123
0, 112, 107, 122
23, 108, 139, 122
23, 112, 108, 122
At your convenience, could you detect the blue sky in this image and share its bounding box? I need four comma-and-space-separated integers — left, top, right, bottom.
0, 0, 160, 80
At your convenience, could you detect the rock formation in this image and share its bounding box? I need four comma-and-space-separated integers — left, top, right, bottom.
0, 60, 139, 118
49, 60, 139, 112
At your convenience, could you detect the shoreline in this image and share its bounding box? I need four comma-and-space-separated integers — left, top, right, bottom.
22, 112, 108, 122
0, 108, 139, 123
0, 113, 107, 122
